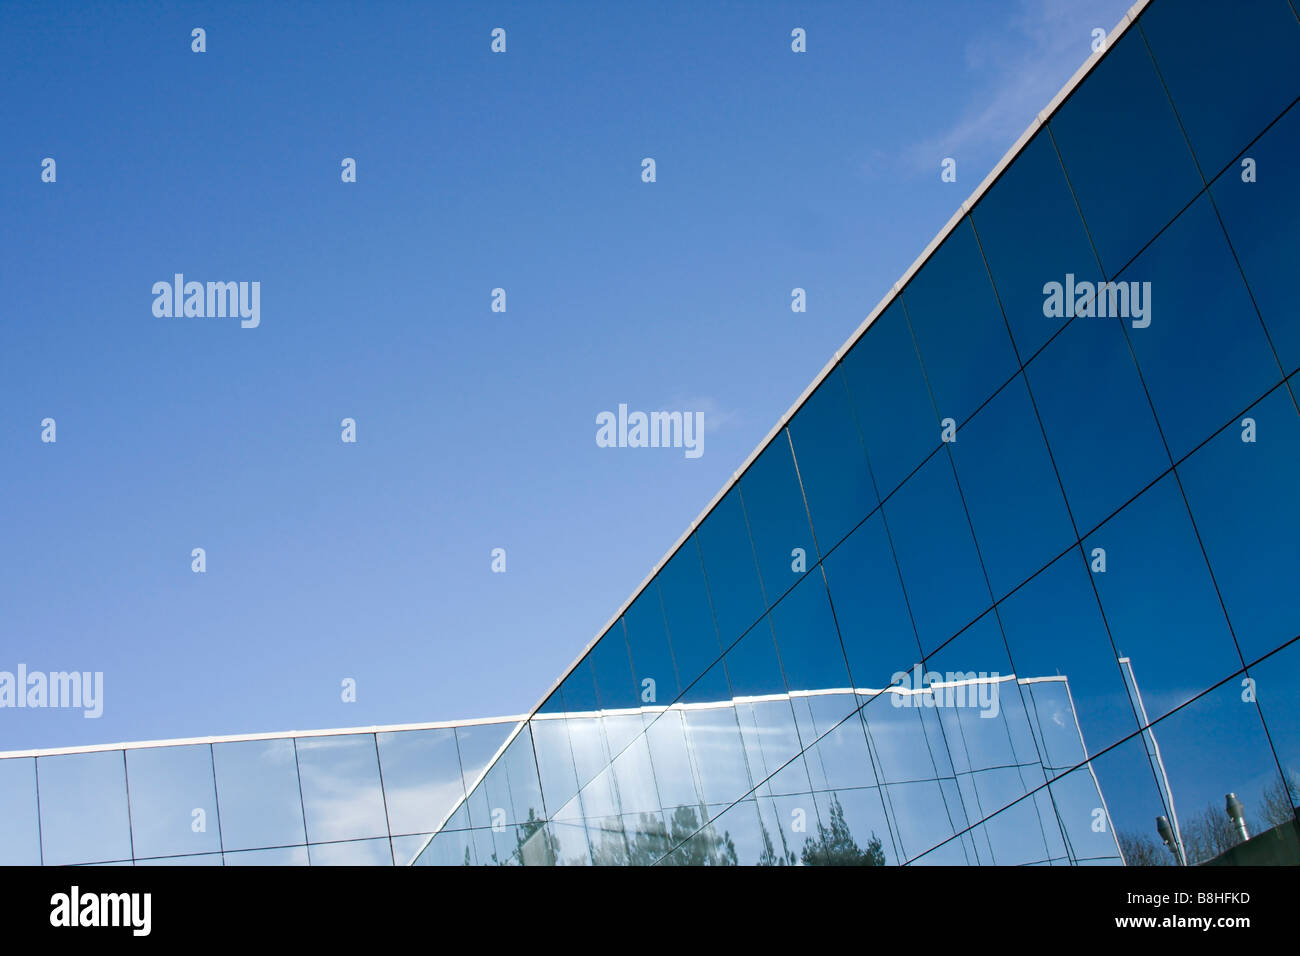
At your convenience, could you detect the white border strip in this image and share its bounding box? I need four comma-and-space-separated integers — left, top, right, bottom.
0, 714, 528, 760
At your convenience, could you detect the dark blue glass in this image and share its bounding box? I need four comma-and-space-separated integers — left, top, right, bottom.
1084, 474, 1241, 722
557, 653, 599, 714
883, 449, 991, 655
767, 568, 852, 695
786, 366, 876, 552
839, 300, 939, 497
1025, 309, 1169, 535
996, 549, 1140, 757
589, 619, 638, 710
949, 374, 1075, 599
902, 218, 1018, 427
1120, 193, 1281, 461
738, 432, 817, 606
656, 536, 723, 690
622, 585, 679, 707
1247, 639, 1300, 823
1211, 102, 1300, 376
821, 511, 923, 689
723, 619, 787, 698
973, 128, 1104, 361
694, 487, 766, 649
1178, 384, 1300, 663
1049, 28, 1203, 275
1139, 0, 1300, 179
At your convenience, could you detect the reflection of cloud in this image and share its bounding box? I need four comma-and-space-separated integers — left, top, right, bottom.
900, 0, 1124, 177
669, 395, 740, 434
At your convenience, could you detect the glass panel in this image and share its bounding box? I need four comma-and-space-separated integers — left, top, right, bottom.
589, 619, 638, 711
804, 788, 892, 865
734, 695, 803, 793
682, 699, 751, 808
390, 833, 431, 866
801, 711, 879, 793
1249, 641, 1300, 830
0, 757, 41, 865
949, 374, 1075, 599
768, 569, 852, 695
902, 217, 1018, 427
840, 300, 939, 498
481, 730, 546, 828
1139, 0, 1300, 179
1119, 193, 1281, 461
211, 737, 306, 852
38, 750, 132, 866
529, 716, 579, 820
1210, 102, 1300, 376
820, 511, 922, 690
135, 853, 222, 866
622, 586, 678, 707
1085, 474, 1242, 729
656, 537, 723, 690
694, 488, 766, 651
882, 449, 990, 655
375, 727, 465, 837
1099, 474, 1250, 718
997, 548, 1141, 758
223, 846, 309, 866
1178, 384, 1300, 663
973, 127, 1104, 360
609, 734, 661, 816
295, 734, 389, 843
1048, 27, 1203, 275
556, 654, 599, 715
1025, 307, 1169, 535
453, 720, 514, 795
308, 837, 393, 866
738, 432, 817, 607
786, 366, 877, 552
126, 743, 221, 859
1134, 681, 1286, 865
643, 709, 701, 811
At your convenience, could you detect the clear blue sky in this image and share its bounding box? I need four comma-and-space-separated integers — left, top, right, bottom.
0, 0, 1135, 749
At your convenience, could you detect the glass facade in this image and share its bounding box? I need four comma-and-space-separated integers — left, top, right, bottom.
415, 0, 1300, 866
0, 718, 520, 866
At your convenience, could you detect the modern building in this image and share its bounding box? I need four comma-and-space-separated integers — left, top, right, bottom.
3, 0, 1299, 867
411, 0, 1300, 866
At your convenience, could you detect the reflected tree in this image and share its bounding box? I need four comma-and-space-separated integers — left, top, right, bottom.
799, 795, 886, 866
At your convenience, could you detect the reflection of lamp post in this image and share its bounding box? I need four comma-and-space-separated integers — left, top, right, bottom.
1156, 815, 1187, 866
1225, 793, 1249, 842
1120, 656, 1187, 867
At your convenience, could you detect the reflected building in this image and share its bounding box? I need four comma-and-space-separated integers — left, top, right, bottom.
4, 0, 1300, 868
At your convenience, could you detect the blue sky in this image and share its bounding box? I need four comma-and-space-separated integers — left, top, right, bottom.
0, 0, 1137, 749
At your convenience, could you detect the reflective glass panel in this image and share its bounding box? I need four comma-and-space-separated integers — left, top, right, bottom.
211, 738, 306, 852
38, 750, 132, 866
126, 743, 221, 859
1049, 28, 1203, 274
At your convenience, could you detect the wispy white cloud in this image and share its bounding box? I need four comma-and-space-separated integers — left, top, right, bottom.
900, 0, 1131, 178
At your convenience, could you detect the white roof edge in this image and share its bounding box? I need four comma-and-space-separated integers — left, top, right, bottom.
0, 714, 529, 760
409, 1, 1148, 865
